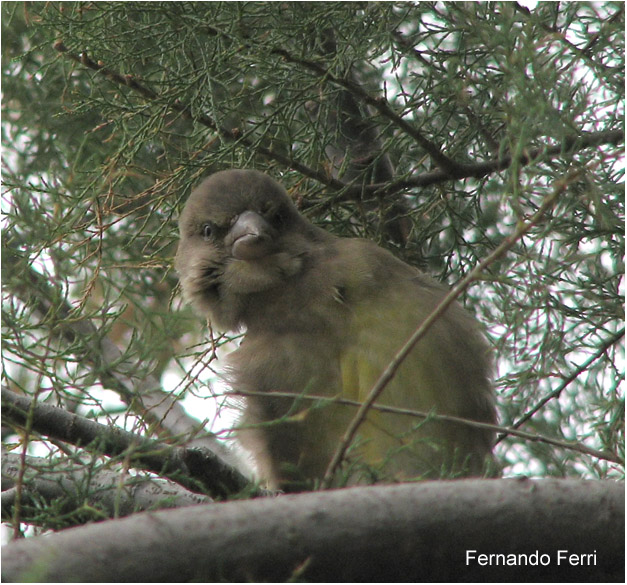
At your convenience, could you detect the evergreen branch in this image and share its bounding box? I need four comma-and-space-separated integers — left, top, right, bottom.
354, 129, 625, 196
52, 40, 343, 191
52, 42, 623, 204
271, 47, 463, 176
500, 327, 626, 440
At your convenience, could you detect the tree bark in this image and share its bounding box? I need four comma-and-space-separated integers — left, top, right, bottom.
1, 452, 211, 525
2, 478, 623, 582
2, 387, 252, 500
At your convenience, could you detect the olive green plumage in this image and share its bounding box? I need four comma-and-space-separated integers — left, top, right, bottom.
176, 169, 496, 490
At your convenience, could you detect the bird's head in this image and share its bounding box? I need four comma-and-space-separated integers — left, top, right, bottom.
175, 169, 323, 330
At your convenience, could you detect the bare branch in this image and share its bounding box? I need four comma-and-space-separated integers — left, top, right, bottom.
2, 387, 254, 498
2, 451, 211, 526
1, 479, 623, 582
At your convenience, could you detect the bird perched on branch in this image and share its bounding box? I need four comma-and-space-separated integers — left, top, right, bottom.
176, 169, 496, 491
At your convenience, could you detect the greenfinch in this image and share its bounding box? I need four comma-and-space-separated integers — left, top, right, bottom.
176, 169, 495, 490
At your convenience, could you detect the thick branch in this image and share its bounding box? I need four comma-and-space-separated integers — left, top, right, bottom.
352, 128, 625, 197
2, 387, 252, 498
1, 479, 623, 582
2, 452, 211, 526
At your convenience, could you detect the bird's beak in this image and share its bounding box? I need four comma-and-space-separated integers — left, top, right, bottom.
227, 211, 276, 261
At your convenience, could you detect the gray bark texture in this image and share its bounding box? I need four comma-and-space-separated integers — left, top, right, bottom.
2, 478, 623, 582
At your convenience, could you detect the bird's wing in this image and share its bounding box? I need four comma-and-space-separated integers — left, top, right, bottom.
332, 239, 495, 478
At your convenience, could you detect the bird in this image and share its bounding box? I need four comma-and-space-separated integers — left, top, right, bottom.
175, 169, 496, 491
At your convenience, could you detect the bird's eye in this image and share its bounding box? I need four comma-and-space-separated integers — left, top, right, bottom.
264, 205, 287, 228
202, 223, 214, 240
273, 208, 286, 227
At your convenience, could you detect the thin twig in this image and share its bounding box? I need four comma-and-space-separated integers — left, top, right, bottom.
234, 390, 621, 464
499, 327, 626, 440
